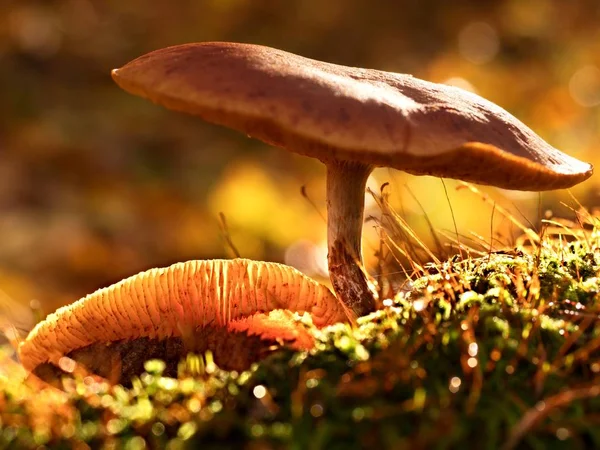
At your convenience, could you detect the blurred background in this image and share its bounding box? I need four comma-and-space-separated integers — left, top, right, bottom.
0, 0, 599, 333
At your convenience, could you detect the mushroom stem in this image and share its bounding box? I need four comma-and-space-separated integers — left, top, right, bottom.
326, 160, 377, 317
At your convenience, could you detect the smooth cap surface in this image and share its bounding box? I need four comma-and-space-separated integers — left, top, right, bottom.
112, 42, 592, 191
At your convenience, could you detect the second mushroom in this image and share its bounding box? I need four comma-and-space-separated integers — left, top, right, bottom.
111, 42, 593, 317
19, 258, 350, 385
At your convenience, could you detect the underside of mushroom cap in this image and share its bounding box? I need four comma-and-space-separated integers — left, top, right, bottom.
18, 259, 350, 384
112, 42, 592, 191
32, 310, 316, 384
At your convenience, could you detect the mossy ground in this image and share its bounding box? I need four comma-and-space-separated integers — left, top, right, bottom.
2, 206, 600, 449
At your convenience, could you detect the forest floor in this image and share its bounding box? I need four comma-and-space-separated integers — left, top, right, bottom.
2, 198, 600, 449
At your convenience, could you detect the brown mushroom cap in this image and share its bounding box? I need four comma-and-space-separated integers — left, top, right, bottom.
18, 259, 350, 384
112, 42, 592, 190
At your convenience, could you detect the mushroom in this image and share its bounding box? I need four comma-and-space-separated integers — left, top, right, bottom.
111, 42, 593, 317
18, 258, 350, 385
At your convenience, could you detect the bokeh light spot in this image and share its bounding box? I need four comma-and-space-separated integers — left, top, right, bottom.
449, 376, 462, 393
253, 384, 267, 399
458, 22, 500, 64
569, 65, 600, 107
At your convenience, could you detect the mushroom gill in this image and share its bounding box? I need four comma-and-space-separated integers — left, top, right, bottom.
18, 259, 351, 385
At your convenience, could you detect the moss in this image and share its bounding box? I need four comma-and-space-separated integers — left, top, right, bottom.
3, 223, 600, 448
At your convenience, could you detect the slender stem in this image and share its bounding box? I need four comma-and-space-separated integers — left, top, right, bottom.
326, 160, 377, 317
